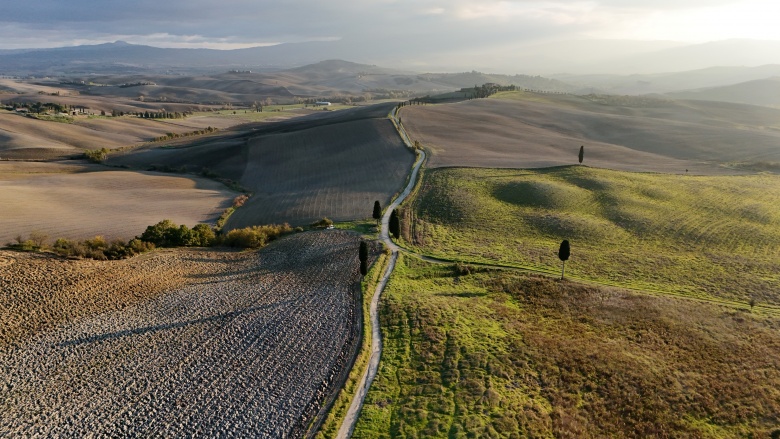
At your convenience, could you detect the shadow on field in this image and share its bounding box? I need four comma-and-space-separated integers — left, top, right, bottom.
57, 298, 298, 347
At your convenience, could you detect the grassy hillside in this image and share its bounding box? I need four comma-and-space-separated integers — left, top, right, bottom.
353, 256, 780, 438
401, 166, 780, 306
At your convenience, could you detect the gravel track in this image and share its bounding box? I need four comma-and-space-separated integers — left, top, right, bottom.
1, 230, 362, 438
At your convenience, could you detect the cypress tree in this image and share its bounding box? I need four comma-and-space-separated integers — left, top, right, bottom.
578, 145, 584, 164
373, 200, 382, 226
389, 209, 400, 240
558, 240, 570, 279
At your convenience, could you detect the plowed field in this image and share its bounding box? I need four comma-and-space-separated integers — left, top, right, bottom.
402, 92, 780, 174
0, 230, 364, 438
110, 103, 416, 228
0, 162, 235, 244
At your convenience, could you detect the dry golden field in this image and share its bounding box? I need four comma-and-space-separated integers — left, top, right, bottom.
0, 161, 235, 244
401, 92, 780, 174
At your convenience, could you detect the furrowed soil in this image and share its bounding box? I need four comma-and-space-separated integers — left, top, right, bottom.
353, 256, 780, 438
401, 91, 780, 174
401, 166, 780, 306
0, 161, 235, 244
110, 103, 416, 228
0, 230, 366, 438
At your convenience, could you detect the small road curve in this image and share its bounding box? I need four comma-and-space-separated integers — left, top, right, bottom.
336, 108, 425, 438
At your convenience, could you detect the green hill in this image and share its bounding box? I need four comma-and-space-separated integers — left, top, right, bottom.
401, 166, 780, 306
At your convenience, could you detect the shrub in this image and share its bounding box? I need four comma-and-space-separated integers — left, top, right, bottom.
127, 238, 155, 254
223, 224, 293, 249
191, 223, 216, 247
232, 195, 249, 208
139, 219, 181, 247
84, 148, 109, 163
311, 217, 334, 229
85, 235, 108, 251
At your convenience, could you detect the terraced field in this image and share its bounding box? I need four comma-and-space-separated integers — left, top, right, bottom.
0, 230, 365, 438
0, 161, 235, 244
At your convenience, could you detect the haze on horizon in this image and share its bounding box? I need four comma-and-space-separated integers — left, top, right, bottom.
2, 0, 780, 74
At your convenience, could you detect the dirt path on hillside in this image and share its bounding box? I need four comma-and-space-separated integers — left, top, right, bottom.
336, 108, 426, 438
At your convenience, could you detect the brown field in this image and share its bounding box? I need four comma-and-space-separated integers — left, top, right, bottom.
0, 161, 235, 244
0, 110, 245, 160
401, 92, 780, 174
0, 230, 367, 437
110, 103, 417, 228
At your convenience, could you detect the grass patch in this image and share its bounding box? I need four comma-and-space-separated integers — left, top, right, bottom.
401, 166, 780, 306
334, 219, 381, 239
352, 255, 780, 438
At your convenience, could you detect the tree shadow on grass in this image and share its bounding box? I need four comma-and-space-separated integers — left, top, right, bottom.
57, 298, 298, 348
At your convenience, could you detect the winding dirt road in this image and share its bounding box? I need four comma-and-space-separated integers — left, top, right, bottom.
335, 108, 425, 438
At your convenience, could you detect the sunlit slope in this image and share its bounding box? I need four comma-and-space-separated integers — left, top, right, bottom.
0, 162, 234, 243
401, 91, 780, 174
403, 166, 780, 305
353, 257, 780, 438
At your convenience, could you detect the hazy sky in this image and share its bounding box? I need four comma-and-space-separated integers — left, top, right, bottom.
1, 0, 778, 50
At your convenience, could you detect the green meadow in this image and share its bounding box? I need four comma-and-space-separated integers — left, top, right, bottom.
352, 255, 780, 438
400, 166, 780, 307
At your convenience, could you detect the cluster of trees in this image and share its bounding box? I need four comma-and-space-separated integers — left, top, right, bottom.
153, 126, 217, 142
9, 219, 300, 261
134, 111, 187, 119
4, 101, 68, 114
395, 97, 431, 110
460, 83, 510, 99
118, 81, 155, 88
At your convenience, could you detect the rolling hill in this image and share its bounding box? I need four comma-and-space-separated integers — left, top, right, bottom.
401, 91, 780, 174
109, 102, 417, 228
667, 77, 780, 108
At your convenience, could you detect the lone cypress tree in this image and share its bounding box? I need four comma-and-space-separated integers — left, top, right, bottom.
558, 240, 570, 279
373, 200, 382, 226
359, 240, 369, 276
578, 145, 584, 164
389, 209, 400, 240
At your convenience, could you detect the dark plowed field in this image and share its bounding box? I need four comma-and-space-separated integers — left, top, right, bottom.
110, 103, 416, 227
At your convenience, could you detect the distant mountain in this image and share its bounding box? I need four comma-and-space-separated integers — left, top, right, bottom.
666, 77, 780, 108
0, 41, 353, 76
554, 64, 780, 95
560, 39, 780, 75
4, 38, 780, 78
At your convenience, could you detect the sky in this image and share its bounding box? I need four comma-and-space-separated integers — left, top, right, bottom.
2, 1, 779, 73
